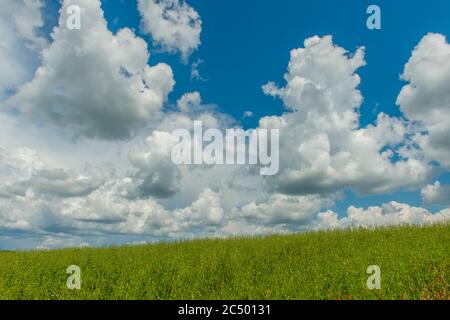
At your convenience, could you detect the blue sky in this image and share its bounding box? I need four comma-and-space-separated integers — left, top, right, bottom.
1, 0, 449, 249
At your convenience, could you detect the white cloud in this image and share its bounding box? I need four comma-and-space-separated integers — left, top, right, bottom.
6, 0, 175, 141
0, 143, 448, 247
0, 144, 227, 238
128, 131, 181, 198
421, 181, 450, 206
0, 172, 225, 238
261, 35, 431, 196
175, 189, 224, 227
138, 0, 202, 60
232, 193, 337, 225
58, 180, 173, 235
0, 147, 107, 199
397, 33, 450, 169
314, 202, 450, 230
0, 0, 46, 98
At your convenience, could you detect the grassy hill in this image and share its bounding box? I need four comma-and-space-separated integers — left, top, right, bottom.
0, 224, 448, 300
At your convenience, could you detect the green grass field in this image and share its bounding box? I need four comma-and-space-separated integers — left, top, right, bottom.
0, 224, 448, 300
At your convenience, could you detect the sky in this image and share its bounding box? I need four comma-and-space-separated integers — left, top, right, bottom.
0, 0, 449, 250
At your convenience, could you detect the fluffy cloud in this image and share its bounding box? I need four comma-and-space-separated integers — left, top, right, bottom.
397, 33, 450, 169
0, 0, 46, 98
138, 0, 202, 60
421, 181, 450, 206
56, 180, 172, 235
128, 131, 181, 198
261, 36, 430, 196
314, 202, 450, 230
232, 193, 336, 225
0, 144, 447, 247
174, 189, 224, 227
0, 141, 227, 238
124, 94, 238, 202
6, 0, 174, 141
0, 147, 107, 199
0, 158, 225, 238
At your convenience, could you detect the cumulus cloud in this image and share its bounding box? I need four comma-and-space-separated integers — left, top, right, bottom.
123, 95, 238, 202
314, 202, 450, 230
138, 0, 202, 60
6, 0, 174, 141
0, 0, 46, 98
397, 33, 450, 169
421, 181, 450, 206
0, 143, 227, 238
64, 183, 224, 236
174, 189, 224, 227
0, 144, 447, 247
26, 167, 106, 198
57, 180, 172, 235
0, 147, 107, 199
232, 193, 337, 225
261, 35, 431, 196
0, 166, 225, 238
128, 131, 181, 198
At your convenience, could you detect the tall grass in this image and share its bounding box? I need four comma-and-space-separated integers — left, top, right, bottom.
0, 224, 448, 300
